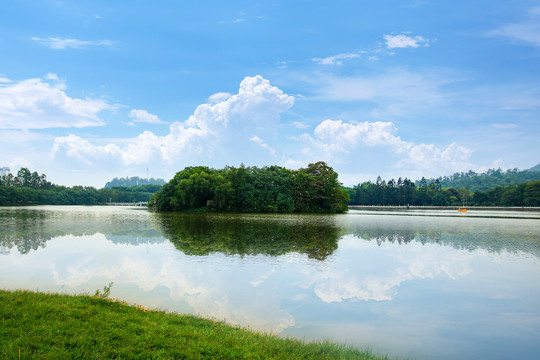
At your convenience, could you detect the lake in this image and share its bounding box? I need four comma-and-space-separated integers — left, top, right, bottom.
1, 206, 539, 359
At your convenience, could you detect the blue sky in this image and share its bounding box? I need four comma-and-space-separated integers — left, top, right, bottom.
1, 0, 539, 187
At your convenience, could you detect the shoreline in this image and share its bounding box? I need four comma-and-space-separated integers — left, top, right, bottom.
348, 205, 540, 212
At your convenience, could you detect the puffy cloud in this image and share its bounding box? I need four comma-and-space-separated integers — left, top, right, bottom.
400, 142, 473, 174
312, 119, 408, 153
31, 37, 115, 50
52, 135, 121, 165
52, 76, 294, 166
185, 75, 294, 132
297, 118, 473, 179
384, 34, 430, 49
0, 75, 114, 129
207, 92, 232, 104
129, 109, 166, 124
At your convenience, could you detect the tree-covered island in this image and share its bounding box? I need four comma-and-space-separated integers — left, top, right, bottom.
149, 161, 350, 213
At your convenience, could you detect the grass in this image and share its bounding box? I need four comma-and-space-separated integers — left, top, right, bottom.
0, 289, 389, 359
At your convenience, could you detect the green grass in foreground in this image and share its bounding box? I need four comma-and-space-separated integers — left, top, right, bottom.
0, 289, 389, 359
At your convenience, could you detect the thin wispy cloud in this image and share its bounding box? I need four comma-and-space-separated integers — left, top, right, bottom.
31, 37, 116, 50
312, 33, 429, 67
384, 34, 430, 49
250, 135, 276, 156
312, 52, 361, 66
490, 23, 540, 47
488, 6, 540, 47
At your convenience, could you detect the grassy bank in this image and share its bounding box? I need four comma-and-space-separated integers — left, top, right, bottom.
0, 289, 388, 359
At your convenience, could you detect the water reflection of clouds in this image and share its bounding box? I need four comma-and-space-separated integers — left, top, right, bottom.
3, 209, 540, 359
4, 231, 484, 330
2, 233, 296, 333
304, 235, 476, 303
2, 231, 500, 325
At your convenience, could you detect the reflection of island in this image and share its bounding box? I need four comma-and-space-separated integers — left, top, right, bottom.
152, 213, 343, 260
0, 207, 164, 254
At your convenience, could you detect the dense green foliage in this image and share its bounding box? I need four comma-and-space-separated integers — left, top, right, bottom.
0, 290, 386, 360
104, 176, 165, 188
150, 162, 349, 213
471, 180, 540, 206
346, 176, 540, 207
419, 167, 540, 192
0, 168, 162, 206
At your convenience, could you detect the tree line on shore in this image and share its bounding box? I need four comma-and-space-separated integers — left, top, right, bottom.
0, 168, 161, 206
345, 176, 540, 207
2, 164, 539, 208
149, 162, 349, 213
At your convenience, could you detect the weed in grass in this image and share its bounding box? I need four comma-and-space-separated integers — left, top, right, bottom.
93, 282, 113, 299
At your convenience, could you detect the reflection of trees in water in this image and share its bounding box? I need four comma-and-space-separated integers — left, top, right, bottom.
152, 213, 344, 260
1, 209, 54, 254
346, 220, 540, 257
0, 208, 163, 254
104, 232, 164, 246
3, 207, 538, 259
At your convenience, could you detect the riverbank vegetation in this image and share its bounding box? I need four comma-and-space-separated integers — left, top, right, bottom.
0, 289, 386, 359
2, 164, 539, 208
149, 161, 349, 213
0, 168, 161, 206
345, 177, 540, 207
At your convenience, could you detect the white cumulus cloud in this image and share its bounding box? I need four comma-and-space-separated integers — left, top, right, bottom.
296, 118, 473, 180
52, 75, 294, 166
0, 75, 114, 129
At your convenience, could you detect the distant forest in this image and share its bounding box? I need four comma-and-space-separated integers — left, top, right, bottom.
104, 176, 165, 188
417, 165, 540, 192
345, 177, 540, 207
0, 168, 162, 206
345, 165, 540, 207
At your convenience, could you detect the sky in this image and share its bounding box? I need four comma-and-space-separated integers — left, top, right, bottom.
1, 0, 539, 187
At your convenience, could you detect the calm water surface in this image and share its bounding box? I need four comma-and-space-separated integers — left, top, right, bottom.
1, 206, 539, 359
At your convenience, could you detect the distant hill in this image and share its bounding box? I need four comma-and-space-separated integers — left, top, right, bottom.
104, 176, 165, 189
419, 167, 540, 192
